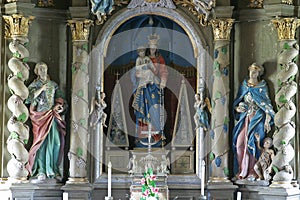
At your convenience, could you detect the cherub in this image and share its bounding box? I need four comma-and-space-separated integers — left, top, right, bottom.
254, 133, 275, 181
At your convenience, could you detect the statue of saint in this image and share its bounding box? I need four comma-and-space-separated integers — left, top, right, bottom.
232, 63, 275, 180
132, 34, 168, 147
26, 62, 66, 182
90, 86, 107, 129
194, 92, 211, 131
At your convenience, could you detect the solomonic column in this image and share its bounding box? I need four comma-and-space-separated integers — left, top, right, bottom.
270, 18, 300, 188
66, 19, 93, 184
208, 19, 234, 183
3, 14, 34, 183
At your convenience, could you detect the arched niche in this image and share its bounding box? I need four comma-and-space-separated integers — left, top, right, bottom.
89, 6, 212, 182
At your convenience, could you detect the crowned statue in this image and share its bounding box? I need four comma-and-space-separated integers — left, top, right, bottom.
131, 33, 168, 148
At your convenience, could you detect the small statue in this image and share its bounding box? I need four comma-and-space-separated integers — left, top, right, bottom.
194, 92, 211, 131
160, 155, 170, 174
254, 133, 275, 181
90, 86, 107, 129
127, 155, 138, 175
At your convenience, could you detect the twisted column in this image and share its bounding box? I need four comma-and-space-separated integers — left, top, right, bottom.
209, 19, 234, 182
67, 20, 93, 183
271, 18, 300, 188
3, 14, 34, 183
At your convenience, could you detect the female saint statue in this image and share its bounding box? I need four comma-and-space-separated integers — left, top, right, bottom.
132, 34, 168, 147
232, 63, 275, 180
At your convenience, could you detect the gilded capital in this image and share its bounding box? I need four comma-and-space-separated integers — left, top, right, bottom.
67, 20, 93, 42
3, 14, 35, 38
272, 18, 300, 41
282, 0, 293, 5
211, 19, 234, 41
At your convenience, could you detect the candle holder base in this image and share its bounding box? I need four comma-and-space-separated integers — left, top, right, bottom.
199, 195, 207, 200
105, 196, 113, 200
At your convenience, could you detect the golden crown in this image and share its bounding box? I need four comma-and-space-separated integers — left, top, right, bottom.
148, 33, 160, 47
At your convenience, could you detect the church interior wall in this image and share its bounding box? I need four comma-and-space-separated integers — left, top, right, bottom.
0, 0, 300, 199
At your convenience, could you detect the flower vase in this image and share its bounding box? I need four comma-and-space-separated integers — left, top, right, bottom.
146, 197, 158, 200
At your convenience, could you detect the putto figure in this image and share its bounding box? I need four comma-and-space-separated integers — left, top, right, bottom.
26, 62, 66, 182
254, 133, 274, 181
90, 85, 107, 129
232, 63, 275, 180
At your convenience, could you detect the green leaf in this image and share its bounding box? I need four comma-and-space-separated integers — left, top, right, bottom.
10, 132, 19, 139
17, 113, 27, 122
272, 166, 279, 173
223, 167, 229, 176
76, 147, 83, 157
215, 91, 222, 99
23, 139, 28, 144
82, 44, 88, 51
281, 140, 286, 145
283, 42, 290, 50
277, 79, 282, 87
23, 57, 29, 63
288, 75, 295, 82
16, 72, 23, 79
209, 152, 215, 161
214, 61, 220, 70
279, 94, 287, 104
13, 51, 21, 58
78, 90, 84, 97
279, 64, 284, 70
211, 100, 215, 109
79, 119, 86, 126
223, 116, 229, 125
71, 65, 76, 74
221, 46, 227, 54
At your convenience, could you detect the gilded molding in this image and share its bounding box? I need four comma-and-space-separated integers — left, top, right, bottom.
248, 0, 263, 9
67, 20, 94, 42
210, 19, 234, 41
37, 0, 54, 7
173, 0, 215, 26
272, 18, 300, 41
3, 14, 34, 38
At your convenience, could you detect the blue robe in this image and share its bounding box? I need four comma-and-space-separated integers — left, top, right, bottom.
232, 79, 275, 176
91, 0, 114, 15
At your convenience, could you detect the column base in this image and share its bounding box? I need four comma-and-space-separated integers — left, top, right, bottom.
105, 197, 113, 200
207, 181, 238, 200
66, 177, 89, 184
62, 182, 92, 200
258, 187, 300, 200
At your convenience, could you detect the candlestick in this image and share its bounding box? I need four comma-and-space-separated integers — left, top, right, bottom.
199, 160, 206, 199
108, 161, 112, 197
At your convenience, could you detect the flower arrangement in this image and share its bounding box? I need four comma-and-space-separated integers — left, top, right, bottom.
140, 168, 159, 200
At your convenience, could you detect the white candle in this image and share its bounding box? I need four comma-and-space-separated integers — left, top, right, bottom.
201, 160, 205, 196
237, 191, 241, 200
108, 161, 112, 197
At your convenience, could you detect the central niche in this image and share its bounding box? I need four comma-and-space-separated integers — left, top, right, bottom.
103, 14, 197, 174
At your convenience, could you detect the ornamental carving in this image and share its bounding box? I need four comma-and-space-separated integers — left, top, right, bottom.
211, 19, 234, 41
67, 20, 94, 42
3, 15, 35, 38
282, 0, 293, 5
174, 0, 215, 26
272, 18, 300, 41
37, 0, 54, 7
249, 0, 263, 8
128, 0, 176, 9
